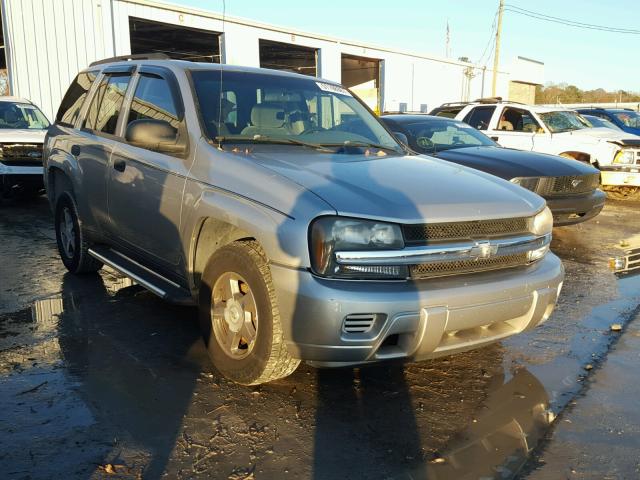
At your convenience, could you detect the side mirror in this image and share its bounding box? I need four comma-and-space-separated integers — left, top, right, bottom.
125, 119, 186, 155
392, 131, 409, 146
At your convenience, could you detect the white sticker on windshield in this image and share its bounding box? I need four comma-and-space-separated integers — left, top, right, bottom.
316, 82, 352, 96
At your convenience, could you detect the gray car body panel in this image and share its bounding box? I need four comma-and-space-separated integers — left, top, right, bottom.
44, 60, 563, 365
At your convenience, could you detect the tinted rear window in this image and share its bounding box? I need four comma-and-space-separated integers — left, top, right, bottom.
463, 106, 496, 130
56, 72, 97, 127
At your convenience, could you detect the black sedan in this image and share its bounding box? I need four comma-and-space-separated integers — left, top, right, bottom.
381, 114, 605, 226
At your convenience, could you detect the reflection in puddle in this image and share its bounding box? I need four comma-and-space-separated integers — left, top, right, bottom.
422, 369, 551, 479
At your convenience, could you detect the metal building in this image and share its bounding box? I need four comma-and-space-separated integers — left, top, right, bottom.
0, 0, 544, 120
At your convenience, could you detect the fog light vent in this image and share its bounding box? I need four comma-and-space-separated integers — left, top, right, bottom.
343, 314, 377, 334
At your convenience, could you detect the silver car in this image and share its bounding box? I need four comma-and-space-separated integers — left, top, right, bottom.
44, 56, 563, 385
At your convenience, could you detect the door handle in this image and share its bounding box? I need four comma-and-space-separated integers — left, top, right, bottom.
490, 136, 499, 141
113, 159, 126, 172
71, 145, 80, 156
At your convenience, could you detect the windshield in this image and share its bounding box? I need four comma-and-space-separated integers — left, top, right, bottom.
613, 111, 640, 129
538, 111, 590, 133
584, 115, 622, 131
0, 102, 50, 129
191, 70, 403, 154
390, 118, 497, 154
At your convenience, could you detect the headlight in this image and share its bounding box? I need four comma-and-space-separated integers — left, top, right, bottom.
309, 217, 407, 279
613, 150, 635, 165
511, 177, 541, 192
529, 206, 554, 236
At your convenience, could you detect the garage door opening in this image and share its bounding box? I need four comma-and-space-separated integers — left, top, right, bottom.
0, 10, 8, 95
129, 17, 221, 62
341, 54, 381, 113
259, 40, 317, 76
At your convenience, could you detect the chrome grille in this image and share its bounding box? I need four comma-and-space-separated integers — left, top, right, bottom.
403, 217, 529, 245
0, 143, 44, 166
410, 252, 530, 279
535, 174, 600, 197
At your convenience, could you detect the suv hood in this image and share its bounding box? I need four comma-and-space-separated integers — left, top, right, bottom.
435, 146, 598, 180
250, 149, 545, 223
0, 129, 47, 143
557, 127, 640, 144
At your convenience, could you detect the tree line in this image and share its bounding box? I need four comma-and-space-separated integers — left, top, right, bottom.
535, 83, 640, 104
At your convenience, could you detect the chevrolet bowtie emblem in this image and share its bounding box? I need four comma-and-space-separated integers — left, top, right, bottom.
470, 241, 499, 259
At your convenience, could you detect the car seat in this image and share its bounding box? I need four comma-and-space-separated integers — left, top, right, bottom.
241, 102, 290, 137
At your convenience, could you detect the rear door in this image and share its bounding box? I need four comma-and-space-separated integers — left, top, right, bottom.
75, 67, 133, 232
106, 66, 191, 277
462, 105, 496, 133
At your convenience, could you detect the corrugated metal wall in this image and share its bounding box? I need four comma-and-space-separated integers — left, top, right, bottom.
1, 0, 113, 120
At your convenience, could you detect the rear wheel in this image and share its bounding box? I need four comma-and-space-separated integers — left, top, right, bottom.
199, 241, 300, 385
54, 192, 103, 274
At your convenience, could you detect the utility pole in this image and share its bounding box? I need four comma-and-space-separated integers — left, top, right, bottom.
491, 0, 505, 97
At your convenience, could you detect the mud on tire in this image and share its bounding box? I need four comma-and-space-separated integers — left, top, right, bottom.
199, 240, 300, 385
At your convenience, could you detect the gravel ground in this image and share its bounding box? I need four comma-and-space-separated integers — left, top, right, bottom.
1, 196, 639, 480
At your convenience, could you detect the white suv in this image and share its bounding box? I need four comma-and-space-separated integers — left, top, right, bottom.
0, 97, 50, 198
431, 98, 640, 194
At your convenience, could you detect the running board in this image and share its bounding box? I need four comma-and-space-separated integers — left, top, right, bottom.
88, 246, 195, 305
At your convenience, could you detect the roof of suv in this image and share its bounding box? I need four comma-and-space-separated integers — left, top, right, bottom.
434, 98, 574, 115
86, 56, 341, 85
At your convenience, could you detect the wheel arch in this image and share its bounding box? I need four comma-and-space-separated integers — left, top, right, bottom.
558, 151, 593, 164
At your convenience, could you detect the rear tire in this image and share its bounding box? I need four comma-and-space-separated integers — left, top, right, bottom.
199, 240, 300, 385
54, 192, 103, 274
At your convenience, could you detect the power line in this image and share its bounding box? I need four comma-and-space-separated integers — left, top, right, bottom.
504, 4, 640, 34
477, 8, 498, 66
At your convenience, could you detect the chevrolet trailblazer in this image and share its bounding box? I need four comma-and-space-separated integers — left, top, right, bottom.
44, 55, 563, 384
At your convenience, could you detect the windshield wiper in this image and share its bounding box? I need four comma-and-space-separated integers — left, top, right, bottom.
323, 140, 402, 153
215, 135, 335, 152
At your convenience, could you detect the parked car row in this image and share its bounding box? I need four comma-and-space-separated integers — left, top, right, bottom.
9, 56, 631, 385
429, 97, 640, 198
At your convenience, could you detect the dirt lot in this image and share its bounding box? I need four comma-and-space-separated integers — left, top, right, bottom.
1, 196, 639, 479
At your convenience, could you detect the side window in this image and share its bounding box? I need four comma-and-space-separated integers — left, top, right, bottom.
84, 74, 131, 135
433, 107, 463, 119
463, 106, 496, 130
498, 107, 541, 132
127, 74, 180, 129
56, 72, 97, 127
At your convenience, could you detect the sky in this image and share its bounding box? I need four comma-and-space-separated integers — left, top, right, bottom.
170, 0, 639, 92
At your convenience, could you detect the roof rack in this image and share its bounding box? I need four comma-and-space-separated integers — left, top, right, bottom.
89, 53, 170, 67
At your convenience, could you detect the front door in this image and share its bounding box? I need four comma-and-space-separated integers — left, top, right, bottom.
106, 70, 191, 275
491, 107, 539, 151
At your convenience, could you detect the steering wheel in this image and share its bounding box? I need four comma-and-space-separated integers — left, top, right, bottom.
300, 125, 324, 135
416, 136, 434, 149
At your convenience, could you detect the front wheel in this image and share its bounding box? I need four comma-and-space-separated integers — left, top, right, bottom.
54, 192, 103, 274
199, 241, 300, 385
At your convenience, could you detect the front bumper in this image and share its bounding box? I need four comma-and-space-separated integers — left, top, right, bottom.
271, 253, 564, 366
600, 167, 640, 188
545, 189, 606, 226
0, 163, 43, 176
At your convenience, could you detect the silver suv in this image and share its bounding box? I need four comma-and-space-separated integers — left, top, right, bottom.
44, 56, 564, 385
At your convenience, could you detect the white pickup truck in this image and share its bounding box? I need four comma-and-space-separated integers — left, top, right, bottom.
0, 97, 49, 198
431, 98, 640, 197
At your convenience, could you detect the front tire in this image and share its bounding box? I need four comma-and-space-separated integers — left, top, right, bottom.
199, 241, 300, 385
54, 192, 103, 274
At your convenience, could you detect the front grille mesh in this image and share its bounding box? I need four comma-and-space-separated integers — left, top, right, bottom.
535, 174, 600, 197
410, 252, 530, 279
403, 217, 529, 245
0, 143, 43, 166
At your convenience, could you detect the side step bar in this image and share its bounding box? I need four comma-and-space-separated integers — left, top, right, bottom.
88, 246, 195, 305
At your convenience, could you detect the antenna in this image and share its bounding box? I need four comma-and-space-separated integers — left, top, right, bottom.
217, 0, 226, 148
